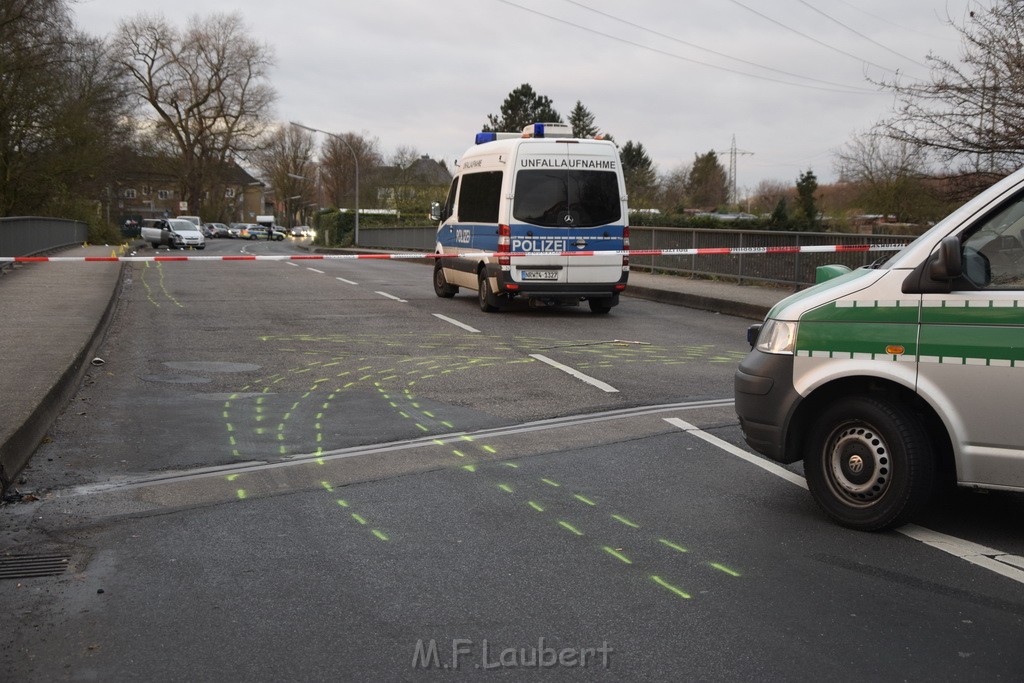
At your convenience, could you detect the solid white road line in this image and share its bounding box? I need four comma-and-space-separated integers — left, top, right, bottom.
375, 291, 407, 302
432, 314, 480, 333
336, 277, 358, 285
664, 418, 807, 488
664, 417, 1024, 586
529, 354, 618, 393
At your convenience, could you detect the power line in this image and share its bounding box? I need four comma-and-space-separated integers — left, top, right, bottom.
722, 0, 909, 76
558, 0, 876, 93
495, 0, 882, 95
830, 0, 950, 42
795, 0, 930, 69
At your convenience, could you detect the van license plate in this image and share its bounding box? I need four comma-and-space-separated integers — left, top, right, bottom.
520, 270, 558, 280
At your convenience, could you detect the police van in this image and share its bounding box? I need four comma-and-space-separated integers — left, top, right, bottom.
735, 167, 1024, 531
430, 123, 629, 313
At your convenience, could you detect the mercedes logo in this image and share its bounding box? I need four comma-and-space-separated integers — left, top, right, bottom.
562, 214, 575, 225
847, 454, 865, 474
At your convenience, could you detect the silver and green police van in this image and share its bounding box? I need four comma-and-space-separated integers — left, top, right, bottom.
430, 122, 629, 313
736, 168, 1024, 531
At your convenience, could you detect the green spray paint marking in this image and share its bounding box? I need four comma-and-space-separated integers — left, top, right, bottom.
558, 521, 584, 536
462, 465, 477, 473
659, 539, 688, 553
503, 463, 519, 469
651, 575, 691, 599
541, 478, 561, 487
602, 546, 632, 564
321, 481, 334, 492
528, 501, 544, 512
482, 445, 497, 454
452, 450, 466, 458
710, 563, 741, 577
236, 489, 247, 500
336, 499, 349, 508
371, 529, 389, 541
498, 484, 513, 494
226, 474, 239, 482
574, 494, 597, 506
352, 513, 367, 525
611, 514, 639, 529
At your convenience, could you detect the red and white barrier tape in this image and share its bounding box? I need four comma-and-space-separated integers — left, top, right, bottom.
0, 244, 906, 263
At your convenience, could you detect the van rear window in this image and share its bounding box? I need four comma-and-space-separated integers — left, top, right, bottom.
513, 170, 620, 228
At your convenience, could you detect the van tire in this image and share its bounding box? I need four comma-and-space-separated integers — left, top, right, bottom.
433, 262, 457, 298
588, 299, 612, 314
803, 396, 934, 531
478, 271, 499, 312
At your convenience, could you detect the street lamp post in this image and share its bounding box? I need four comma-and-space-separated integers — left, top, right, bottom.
290, 122, 359, 245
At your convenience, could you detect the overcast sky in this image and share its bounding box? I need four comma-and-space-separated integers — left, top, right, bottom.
72, 0, 973, 193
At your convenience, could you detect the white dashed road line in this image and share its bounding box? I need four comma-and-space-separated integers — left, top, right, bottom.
307, 267, 324, 274
664, 417, 1024, 586
433, 314, 480, 333
336, 277, 358, 285
376, 291, 407, 303
529, 354, 618, 393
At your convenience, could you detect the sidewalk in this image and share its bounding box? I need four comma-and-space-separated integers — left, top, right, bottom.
0, 244, 789, 496
0, 245, 124, 495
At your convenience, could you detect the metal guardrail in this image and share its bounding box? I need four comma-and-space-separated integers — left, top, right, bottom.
0, 217, 89, 260
355, 225, 917, 287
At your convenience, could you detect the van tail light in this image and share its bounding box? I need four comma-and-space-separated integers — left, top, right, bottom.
498, 224, 511, 266
622, 226, 630, 269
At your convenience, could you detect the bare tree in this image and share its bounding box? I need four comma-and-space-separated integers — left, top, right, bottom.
111, 12, 277, 215
0, 0, 132, 217
252, 124, 317, 226
321, 132, 382, 211
877, 1, 1024, 193
748, 179, 792, 216
658, 164, 691, 213
834, 130, 933, 222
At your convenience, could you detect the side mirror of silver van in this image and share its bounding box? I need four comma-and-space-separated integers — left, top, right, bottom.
904, 234, 963, 294
430, 202, 442, 223
928, 235, 963, 280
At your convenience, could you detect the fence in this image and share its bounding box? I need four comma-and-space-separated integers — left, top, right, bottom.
0, 217, 89, 260
355, 225, 916, 288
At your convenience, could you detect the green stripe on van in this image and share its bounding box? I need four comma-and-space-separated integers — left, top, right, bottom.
802, 300, 919, 324
797, 322, 918, 357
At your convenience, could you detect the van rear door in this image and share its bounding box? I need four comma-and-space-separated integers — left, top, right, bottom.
510, 141, 625, 285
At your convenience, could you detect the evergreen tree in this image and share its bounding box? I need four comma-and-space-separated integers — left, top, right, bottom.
620, 141, 657, 208
685, 151, 728, 209
568, 101, 599, 138
483, 84, 561, 133
795, 169, 820, 230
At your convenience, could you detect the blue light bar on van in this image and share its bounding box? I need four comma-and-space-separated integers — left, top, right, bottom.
476, 132, 497, 144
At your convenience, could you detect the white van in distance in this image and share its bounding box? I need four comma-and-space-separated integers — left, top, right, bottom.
431, 123, 629, 313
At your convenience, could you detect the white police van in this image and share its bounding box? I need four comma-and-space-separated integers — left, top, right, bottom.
736, 167, 1024, 530
431, 123, 629, 313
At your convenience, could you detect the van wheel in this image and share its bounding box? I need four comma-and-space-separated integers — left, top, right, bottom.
588, 299, 612, 314
433, 262, 457, 298
478, 271, 499, 312
803, 396, 934, 531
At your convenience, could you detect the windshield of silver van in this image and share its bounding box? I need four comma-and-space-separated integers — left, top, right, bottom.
513, 170, 620, 228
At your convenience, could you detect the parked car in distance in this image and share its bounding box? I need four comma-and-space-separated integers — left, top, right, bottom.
205, 223, 231, 238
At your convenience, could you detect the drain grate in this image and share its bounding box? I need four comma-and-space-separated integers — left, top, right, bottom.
0, 554, 70, 580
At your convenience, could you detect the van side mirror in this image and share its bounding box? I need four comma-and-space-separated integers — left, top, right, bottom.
430, 202, 442, 223
929, 235, 963, 280
903, 234, 963, 294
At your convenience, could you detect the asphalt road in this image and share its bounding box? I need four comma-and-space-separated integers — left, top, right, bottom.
3, 237, 1023, 681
